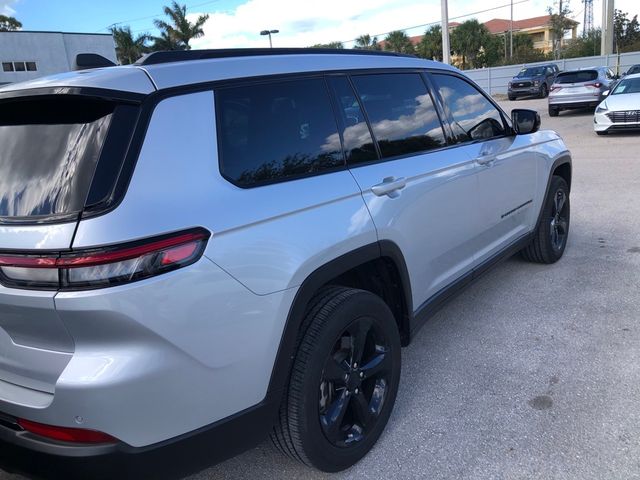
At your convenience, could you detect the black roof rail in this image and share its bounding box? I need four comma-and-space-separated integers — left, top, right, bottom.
135, 48, 417, 66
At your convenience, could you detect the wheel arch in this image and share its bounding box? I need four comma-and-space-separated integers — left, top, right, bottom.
266, 240, 413, 398
535, 154, 572, 231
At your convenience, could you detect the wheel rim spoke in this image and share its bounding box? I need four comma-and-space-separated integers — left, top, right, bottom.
360, 350, 390, 379
554, 191, 565, 214
351, 391, 372, 428
350, 319, 372, 365
557, 219, 568, 235
320, 390, 350, 443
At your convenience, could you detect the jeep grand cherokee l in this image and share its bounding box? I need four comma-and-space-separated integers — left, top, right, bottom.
0, 48, 571, 472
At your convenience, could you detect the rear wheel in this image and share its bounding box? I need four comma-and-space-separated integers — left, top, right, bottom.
521, 175, 570, 264
548, 105, 559, 117
271, 287, 401, 472
539, 83, 548, 98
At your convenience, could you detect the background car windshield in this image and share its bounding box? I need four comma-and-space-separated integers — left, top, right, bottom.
517, 67, 543, 77
555, 71, 598, 83
612, 77, 640, 95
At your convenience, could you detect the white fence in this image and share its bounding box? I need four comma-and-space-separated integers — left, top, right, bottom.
464, 51, 640, 95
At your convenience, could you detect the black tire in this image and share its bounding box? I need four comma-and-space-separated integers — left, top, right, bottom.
548, 106, 559, 117
596, 130, 608, 136
521, 175, 570, 264
508, 94, 516, 101
271, 286, 401, 472
539, 83, 548, 98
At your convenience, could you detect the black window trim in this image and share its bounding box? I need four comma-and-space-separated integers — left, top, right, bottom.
426, 70, 515, 148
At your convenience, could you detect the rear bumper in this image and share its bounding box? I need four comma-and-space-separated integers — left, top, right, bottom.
549, 95, 603, 108
0, 258, 295, 449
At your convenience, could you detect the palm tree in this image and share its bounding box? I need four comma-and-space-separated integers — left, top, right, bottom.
110, 26, 150, 64
310, 41, 344, 49
383, 30, 414, 54
416, 25, 442, 61
151, 30, 182, 51
153, 1, 209, 50
354, 34, 380, 50
450, 19, 490, 69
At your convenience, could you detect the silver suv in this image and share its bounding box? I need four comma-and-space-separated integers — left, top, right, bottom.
0, 49, 571, 472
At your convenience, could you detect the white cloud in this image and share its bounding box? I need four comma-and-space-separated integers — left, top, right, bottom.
188, 0, 640, 50
0, 0, 18, 16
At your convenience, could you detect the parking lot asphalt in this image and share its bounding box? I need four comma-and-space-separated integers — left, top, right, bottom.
2, 96, 640, 480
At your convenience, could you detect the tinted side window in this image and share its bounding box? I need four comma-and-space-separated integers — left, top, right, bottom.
217, 78, 344, 187
351, 73, 445, 159
327, 76, 378, 164
431, 74, 506, 142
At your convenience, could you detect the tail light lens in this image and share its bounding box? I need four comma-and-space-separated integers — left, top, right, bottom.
18, 418, 117, 444
550, 85, 561, 92
585, 82, 602, 88
0, 228, 210, 291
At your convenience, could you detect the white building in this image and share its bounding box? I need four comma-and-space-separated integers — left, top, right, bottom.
0, 31, 116, 86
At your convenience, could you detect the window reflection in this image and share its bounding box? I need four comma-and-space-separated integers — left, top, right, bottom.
0, 113, 111, 218
218, 78, 344, 187
351, 74, 445, 159
432, 74, 506, 142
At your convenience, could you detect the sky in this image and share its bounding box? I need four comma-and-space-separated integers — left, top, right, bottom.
2, 0, 639, 48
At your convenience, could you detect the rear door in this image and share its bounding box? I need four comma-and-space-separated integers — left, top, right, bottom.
0, 94, 134, 399
429, 72, 538, 265
332, 72, 483, 309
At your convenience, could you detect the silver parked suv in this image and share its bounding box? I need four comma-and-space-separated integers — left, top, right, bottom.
0, 49, 571, 472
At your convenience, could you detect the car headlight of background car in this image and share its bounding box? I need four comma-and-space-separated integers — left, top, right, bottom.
533, 80, 540, 86
595, 102, 608, 113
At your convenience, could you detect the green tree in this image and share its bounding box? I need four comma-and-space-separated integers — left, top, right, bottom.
614, 9, 640, 52
110, 26, 150, 64
354, 34, 380, 50
416, 25, 442, 61
450, 20, 492, 69
547, 1, 573, 59
563, 29, 601, 58
153, 1, 209, 51
0, 14, 21, 31
383, 30, 415, 54
509, 33, 547, 63
310, 41, 344, 49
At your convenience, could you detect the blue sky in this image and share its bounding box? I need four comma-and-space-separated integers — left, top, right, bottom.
3, 0, 638, 48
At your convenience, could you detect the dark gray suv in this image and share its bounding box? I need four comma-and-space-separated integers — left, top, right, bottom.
509, 64, 560, 100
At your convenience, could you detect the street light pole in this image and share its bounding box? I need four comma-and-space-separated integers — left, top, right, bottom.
260, 29, 279, 48
441, 0, 450, 64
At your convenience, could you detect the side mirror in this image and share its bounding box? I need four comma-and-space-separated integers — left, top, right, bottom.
603, 90, 610, 96
511, 109, 541, 135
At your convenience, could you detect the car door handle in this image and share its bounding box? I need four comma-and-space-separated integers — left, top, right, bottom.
371, 176, 406, 198
475, 153, 495, 166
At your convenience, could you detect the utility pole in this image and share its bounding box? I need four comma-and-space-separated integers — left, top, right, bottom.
600, 0, 614, 55
441, 0, 450, 64
510, 0, 513, 59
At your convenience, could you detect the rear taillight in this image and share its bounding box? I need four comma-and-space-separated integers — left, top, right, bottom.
18, 418, 117, 444
0, 228, 210, 291
585, 82, 602, 88
550, 85, 561, 92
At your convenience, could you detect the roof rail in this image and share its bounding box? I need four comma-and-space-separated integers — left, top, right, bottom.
135, 48, 416, 66
74, 53, 116, 70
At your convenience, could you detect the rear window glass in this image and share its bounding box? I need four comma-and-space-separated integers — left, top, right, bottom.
555, 70, 598, 83
0, 97, 114, 220
217, 78, 344, 187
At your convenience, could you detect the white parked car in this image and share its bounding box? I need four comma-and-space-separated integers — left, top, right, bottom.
594, 73, 640, 135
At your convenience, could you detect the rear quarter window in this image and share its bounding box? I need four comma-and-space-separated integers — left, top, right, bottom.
216, 78, 344, 187
0, 97, 116, 221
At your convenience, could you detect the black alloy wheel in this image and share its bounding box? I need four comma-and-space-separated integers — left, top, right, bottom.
319, 317, 391, 447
